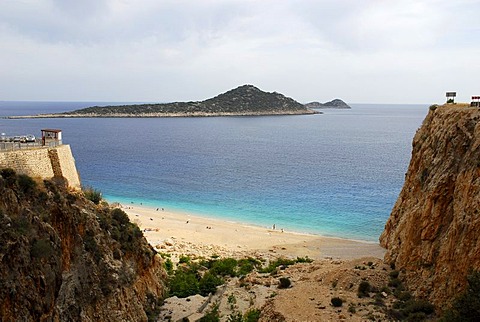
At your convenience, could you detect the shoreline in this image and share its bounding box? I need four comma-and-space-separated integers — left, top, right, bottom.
120, 203, 386, 260
2, 110, 319, 119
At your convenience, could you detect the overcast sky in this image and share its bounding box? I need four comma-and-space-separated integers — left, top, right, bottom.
1, 0, 479, 104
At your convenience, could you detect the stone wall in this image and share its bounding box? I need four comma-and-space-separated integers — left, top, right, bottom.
0, 145, 81, 189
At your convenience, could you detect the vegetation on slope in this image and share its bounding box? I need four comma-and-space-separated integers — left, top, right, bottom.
63, 85, 313, 116
0, 168, 166, 321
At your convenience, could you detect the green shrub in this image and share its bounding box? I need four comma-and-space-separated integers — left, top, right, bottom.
111, 208, 130, 225
198, 304, 220, 322
429, 104, 438, 111
83, 186, 102, 204
237, 257, 261, 275
402, 299, 435, 316
389, 270, 400, 279
0, 168, 17, 186
278, 277, 291, 289
84, 232, 102, 262
358, 281, 371, 298
179, 255, 191, 264
144, 292, 162, 322
210, 258, 238, 277
227, 311, 243, 322
259, 258, 296, 274
164, 258, 173, 274
243, 309, 261, 322
11, 216, 31, 235
331, 297, 343, 307
295, 256, 313, 263
17, 174, 37, 194
389, 278, 402, 288
199, 272, 223, 296
441, 271, 480, 321
348, 303, 356, 313
169, 269, 199, 298
31, 239, 53, 259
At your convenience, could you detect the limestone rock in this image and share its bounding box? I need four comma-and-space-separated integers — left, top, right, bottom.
0, 170, 167, 321
380, 105, 480, 307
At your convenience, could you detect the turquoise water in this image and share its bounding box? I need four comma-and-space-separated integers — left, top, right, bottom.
0, 102, 427, 241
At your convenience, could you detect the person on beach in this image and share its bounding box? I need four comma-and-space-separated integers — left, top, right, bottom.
273, 224, 276, 230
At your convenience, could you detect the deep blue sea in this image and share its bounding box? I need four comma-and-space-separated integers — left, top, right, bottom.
0, 101, 427, 242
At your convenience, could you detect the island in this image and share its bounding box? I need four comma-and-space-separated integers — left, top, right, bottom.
6, 85, 319, 118
304, 99, 351, 109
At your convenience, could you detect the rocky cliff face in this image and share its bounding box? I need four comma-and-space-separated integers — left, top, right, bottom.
0, 169, 167, 321
380, 105, 480, 307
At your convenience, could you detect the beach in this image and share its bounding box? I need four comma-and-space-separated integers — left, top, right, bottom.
122, 204, 385, 260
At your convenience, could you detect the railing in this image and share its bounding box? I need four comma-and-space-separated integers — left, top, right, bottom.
0, 140, 63, 151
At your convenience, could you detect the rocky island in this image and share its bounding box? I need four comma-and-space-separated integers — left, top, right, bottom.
304, 99, 351, 109
7, 85, 317, 118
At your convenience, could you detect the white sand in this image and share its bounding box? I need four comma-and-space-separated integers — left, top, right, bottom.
122, 204, 385, 260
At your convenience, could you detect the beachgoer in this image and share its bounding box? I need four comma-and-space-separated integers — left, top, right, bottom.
273, 224, 276, 230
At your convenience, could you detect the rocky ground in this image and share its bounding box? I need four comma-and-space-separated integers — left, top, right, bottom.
154, 238, 404, 322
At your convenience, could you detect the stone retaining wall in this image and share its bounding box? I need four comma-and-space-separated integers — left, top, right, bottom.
0, 145, 81, 189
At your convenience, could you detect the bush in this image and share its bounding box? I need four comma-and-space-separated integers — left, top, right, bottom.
1, 168, 17, 187
389, 278, 402, 288
17, 174, 37, 194
169, 269, 199, 298
358, 281, 371, 298
402, 299, 435, 316
145, 292, 162, 322
278, 277, 291, 289
237, 257, 261, 275
83, 186, 102, 204
441, 271, 480, 321
179, 255, 191, 264
389, 270, 400, 279
199, 272, 223, 296
244, 309, 261, 322
210, 258, 238, 277
164, 258, 173, 274
199, 304, 220, 322
331, 297, 343, 307
259, 258, 296, 274
111, 208, 130, 225
429, 104, 438, 111
31, 239, 53, 259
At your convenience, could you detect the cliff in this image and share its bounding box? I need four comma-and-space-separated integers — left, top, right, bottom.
380, 104, 480, 307
0, 169, 167, 321
32, 85, 316, 118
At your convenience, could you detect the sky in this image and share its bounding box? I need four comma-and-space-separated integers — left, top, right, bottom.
1, 0, 479, 104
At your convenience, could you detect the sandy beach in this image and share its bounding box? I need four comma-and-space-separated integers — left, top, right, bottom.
122, 204, 385, 260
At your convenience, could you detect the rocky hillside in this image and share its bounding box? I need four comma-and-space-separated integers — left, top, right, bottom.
0, 169, 167, 321
304, 99, 351, 109
380, 104, 480, 307
58, 85, 316, 117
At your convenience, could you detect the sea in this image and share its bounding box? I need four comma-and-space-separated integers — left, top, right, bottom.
0, 101, 427, 242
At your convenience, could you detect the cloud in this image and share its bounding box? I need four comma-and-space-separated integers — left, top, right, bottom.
0, 0, 479, 103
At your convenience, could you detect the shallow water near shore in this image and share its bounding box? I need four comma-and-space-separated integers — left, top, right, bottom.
0, 102, 427, 241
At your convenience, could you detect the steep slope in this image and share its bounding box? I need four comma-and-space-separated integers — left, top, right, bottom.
0, 169, 167, 321
56, 85, 315, 117
380, 104, 480, 307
